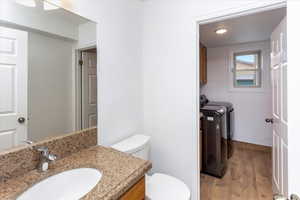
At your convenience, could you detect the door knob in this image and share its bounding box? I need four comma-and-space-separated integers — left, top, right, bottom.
18, 117, 26, 124
265, 118, 274, 124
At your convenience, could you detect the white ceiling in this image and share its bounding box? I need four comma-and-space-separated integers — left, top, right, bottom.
13, 0, 90, 26
200, 8, 286, 48
46, 7, 91, 26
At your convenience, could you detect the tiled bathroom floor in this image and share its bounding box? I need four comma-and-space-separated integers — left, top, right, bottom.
201, 142, 272, 200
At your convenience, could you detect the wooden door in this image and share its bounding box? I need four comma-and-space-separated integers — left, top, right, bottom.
270, 17, 288, 197
81, 51, 97, 129
0, 26, 28, 151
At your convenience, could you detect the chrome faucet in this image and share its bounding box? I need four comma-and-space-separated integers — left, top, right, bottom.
23, 140, 57, 172
35, 146, 57, 172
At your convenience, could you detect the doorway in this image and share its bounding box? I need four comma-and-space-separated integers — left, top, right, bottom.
198, 5, 287, 199
76, 47, 98, 130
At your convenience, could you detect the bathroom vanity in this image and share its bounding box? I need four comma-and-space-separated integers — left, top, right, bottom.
0, 133, 151, 200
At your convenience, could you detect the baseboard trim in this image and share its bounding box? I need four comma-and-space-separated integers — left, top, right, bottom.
233, 140, 271, 152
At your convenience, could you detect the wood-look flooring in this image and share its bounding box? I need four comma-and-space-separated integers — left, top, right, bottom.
201, 141, 273, 200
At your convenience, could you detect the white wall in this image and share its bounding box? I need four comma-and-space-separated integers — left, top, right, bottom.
57, 0, 144, 146
28, 31, 74, 141
77, 22, 97, 48
201, 41, 273, 146
52, 1, 285, 199
142, 1, 284, 199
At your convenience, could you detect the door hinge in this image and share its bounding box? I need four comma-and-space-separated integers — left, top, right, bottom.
79, 60, 83, 65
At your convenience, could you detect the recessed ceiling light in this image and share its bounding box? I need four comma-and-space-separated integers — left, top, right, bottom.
215, 28, 227, 35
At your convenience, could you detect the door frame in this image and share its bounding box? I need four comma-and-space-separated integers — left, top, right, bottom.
195, 1, 287, 199
75, 43, 97, 131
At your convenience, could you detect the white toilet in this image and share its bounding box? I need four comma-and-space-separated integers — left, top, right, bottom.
111, 135, 191, 200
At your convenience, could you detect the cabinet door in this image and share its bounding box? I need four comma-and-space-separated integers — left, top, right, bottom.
200, 43, 207, 85
120, 176, 145, 200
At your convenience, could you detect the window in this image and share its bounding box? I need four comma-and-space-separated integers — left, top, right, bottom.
233, 51, 261, 88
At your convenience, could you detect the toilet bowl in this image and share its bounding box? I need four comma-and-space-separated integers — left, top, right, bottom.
111, 135, 191, 200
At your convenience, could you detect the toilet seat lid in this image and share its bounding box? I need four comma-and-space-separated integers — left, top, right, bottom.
146, 173, 190, 200
111, 135, 150, 154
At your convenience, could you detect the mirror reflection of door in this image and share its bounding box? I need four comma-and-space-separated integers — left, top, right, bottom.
80, 49, 97, 129
0, 26, 28, 151
0, 0, 97, 153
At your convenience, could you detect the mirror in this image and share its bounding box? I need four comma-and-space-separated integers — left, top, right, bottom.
0, 0, 97, 151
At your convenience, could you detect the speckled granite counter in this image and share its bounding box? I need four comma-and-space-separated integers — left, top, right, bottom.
0, 146, 152, 200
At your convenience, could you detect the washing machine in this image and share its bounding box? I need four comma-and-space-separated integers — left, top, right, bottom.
207, 101, 234, 159
200, 105, 228, 178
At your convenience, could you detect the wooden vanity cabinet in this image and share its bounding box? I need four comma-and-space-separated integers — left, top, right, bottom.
120, 176, 145, 200
200, 43, 207, 85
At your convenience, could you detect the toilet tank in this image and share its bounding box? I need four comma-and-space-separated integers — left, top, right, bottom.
111, 135, 150, 160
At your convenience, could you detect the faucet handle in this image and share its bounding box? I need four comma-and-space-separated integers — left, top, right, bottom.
35, 146, 57, 161
35, 146, 49, 156
47, 154, 57, 161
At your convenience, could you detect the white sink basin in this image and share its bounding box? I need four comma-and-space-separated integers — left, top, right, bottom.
17, 168, 102, 200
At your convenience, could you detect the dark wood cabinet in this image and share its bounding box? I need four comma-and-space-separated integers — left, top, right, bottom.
200, 43, 207, 85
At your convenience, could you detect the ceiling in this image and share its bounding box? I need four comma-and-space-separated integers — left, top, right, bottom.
13, 0, 90, 26
46, 6, 91, 26
200, 7, 286, 48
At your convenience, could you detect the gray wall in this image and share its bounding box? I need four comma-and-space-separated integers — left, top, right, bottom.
28, 32, 74, 141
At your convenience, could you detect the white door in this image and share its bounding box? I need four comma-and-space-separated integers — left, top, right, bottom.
270, 17, 288, 197
287, 1, 300, 198
0, 26, 28, 151
81, 51, 97, 129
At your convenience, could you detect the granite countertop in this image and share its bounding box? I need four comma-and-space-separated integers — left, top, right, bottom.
0, 145, 152, 200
